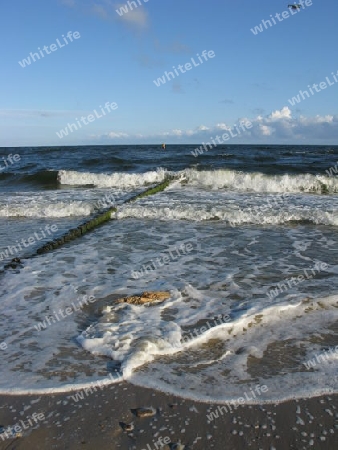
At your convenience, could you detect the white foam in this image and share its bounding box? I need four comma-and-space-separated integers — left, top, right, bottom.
115, 203, 338, 226
0, 188, 128, 218
57, 168, 338, 194
0, 201, 91, 218
57, 168, 168, 188
129, 295, 338, 404
1, 211, 338, 403
183, 169, 338, 194
77, 290, 184, 378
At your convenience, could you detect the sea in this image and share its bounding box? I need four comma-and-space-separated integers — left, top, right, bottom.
0, 144, 338, 404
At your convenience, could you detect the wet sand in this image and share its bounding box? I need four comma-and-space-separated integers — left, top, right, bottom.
0, 382, 337, 449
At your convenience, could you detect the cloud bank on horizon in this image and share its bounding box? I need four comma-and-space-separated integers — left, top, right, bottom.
1, 0, 337, 146
89, 106, 338, 144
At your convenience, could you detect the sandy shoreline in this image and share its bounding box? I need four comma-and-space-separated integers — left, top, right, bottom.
0, 382, 337, 449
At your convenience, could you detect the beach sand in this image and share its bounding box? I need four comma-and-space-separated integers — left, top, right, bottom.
0, 382, 337, 449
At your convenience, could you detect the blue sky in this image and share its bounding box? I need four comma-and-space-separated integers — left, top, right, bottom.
1, 0, 337, 146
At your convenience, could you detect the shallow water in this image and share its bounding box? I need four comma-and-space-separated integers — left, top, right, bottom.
0, 145, 338, 404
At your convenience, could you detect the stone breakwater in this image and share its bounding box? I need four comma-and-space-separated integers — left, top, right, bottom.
2, 178, 173, 271
36, 178, 172, 254
36, 209, 115, 254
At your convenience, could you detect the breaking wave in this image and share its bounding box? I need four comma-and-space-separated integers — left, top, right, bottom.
0, 201, 92, 218
183, 169, 338, 194
57, 168, 338, 194
116, 204, 338, 226
57, 168, 168, 188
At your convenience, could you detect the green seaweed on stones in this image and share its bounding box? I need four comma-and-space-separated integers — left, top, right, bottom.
34, 179, 172, 257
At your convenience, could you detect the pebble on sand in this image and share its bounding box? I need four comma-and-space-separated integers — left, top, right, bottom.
119, 421, 134, 432
131, 407, 156, 418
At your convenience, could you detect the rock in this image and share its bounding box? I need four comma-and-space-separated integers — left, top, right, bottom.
117, 291, 170, 306
119, 421, 134, 432
4, 257, 23, 270
131, 407, 156, 418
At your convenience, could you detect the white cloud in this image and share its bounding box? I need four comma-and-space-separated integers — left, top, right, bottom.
172, 129, 183, 136
92, 107, 338, 144
107, 132, 128, 138
308, 114, 333, 124
115, 2, 148, 28
259, 124, 274, 136
252, 109, 337, 140
269, 106, 292, 121
215, 123, 231, 131
83, 108, 338, 144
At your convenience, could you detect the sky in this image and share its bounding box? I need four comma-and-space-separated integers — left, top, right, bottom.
1, 0, 337, 146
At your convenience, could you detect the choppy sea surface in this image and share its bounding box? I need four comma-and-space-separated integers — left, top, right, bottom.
0, 144, 338, 404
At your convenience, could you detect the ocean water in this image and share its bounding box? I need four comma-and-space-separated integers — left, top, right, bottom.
0, 144, 338, 403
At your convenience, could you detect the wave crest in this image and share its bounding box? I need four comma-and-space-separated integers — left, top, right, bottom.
57, 168, 168, 188
184, 169, 338, 194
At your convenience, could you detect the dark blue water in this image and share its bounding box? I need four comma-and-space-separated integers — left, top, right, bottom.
1, 145, 337, 192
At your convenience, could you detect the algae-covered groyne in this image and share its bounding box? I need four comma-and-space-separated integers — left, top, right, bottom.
36, 178, 173, 255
